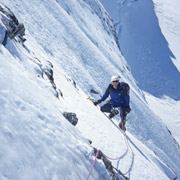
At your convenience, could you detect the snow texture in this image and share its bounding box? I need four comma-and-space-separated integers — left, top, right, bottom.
0, 0, 180, 179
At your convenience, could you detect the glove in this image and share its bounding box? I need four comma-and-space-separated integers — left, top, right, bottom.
125, 106, 131, 113
93, 100, 102, 106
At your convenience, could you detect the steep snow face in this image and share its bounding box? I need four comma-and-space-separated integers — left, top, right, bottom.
1, 0, 180, 179
108, 0, 180, 100
0, 46, 112, 180
99, 0, 124, 26
5, 0, 140, 97
100, 0, 180, 164
145, 92, 180, 145
153, 0, 180, 73
99, 0, 119, 23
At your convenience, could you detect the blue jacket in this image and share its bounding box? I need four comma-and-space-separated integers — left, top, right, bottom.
100, 82, 130, 107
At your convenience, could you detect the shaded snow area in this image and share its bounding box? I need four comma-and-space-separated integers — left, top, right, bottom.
153, 0, 180, 72
114, 0, 180, 100
0, 0, 180, 180
145, 92, 180, 147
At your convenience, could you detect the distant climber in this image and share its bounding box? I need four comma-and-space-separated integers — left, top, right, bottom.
93, 75, 131, 131
0, 4, 26, 45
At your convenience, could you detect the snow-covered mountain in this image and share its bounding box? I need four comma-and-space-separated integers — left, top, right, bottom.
100, 0, 180, 163
101, 0, 180, 100
0, 0, 180, 179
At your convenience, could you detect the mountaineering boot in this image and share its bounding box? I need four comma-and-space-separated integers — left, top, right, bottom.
119, 119, 127, 131
109, 109, 119, 118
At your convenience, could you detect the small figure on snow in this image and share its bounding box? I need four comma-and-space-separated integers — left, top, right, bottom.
93, 76, 131, 131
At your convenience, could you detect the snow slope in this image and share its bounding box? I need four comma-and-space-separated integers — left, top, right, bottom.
0, 0, 180, 179
100, 0, 180, 153
153, 0, 180, 72
145, 92, 180, 145
102, 0, 180, 100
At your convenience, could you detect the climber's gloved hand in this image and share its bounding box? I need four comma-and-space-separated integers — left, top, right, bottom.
93, 100, 102, 106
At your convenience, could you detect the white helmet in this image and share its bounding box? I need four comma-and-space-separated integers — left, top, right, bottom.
111, 75, 119, 82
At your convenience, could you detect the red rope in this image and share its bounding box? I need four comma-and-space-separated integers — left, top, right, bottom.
86, 149, 100, 180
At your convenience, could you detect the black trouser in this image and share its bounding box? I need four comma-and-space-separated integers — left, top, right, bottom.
100, 101, 127, 122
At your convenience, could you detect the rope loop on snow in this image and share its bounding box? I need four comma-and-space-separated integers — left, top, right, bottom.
102, 131, 129, 160
86, 129, 129, 180
86, 123, 129, 179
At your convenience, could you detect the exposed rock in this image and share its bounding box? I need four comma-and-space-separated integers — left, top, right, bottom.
63, 112, 78, 126
93, 147, 129, 180
90, 89, 99, 94
65, 75, 79, 90
0, 4, 26, 45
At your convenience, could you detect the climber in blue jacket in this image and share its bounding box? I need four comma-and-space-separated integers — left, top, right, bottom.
94, 76, 131, 130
